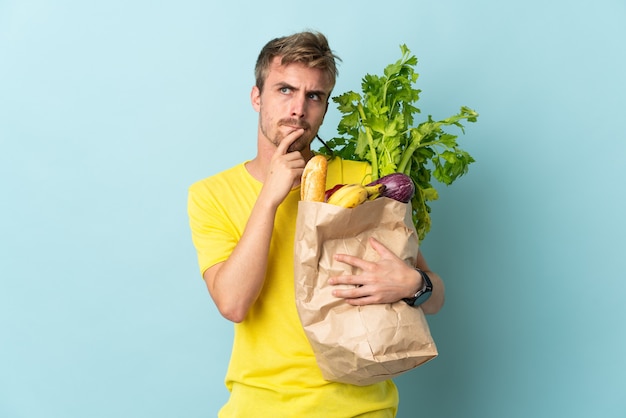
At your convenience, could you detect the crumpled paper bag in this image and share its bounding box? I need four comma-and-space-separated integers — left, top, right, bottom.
294, 197, 438, 386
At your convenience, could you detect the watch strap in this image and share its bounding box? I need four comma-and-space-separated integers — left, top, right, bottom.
403, 268, 433, 306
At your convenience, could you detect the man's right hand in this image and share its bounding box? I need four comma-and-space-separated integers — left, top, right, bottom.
261, 128, 306, 207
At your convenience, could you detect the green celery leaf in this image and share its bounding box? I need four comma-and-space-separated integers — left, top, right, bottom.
319, 44, 479, 241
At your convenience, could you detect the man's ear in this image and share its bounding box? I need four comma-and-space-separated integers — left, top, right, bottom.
251, 86, 261, 111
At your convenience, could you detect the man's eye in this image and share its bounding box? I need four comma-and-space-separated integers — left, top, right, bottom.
280, 87, 291, 94
308, 93, 321, 101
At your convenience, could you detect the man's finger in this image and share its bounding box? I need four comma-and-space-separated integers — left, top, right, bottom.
276, 128, 304, 155
334, 253, 369, 271
369, 237, 393, 258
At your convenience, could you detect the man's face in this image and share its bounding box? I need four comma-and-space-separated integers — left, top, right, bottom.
251, 57, 333, 153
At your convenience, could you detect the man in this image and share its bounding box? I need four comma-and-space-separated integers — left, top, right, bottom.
188, 31, 444, 417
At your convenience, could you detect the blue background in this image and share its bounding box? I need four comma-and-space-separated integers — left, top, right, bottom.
2, 1, 625, 417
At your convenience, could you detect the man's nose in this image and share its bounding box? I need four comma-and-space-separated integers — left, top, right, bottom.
290, 95, 306, 118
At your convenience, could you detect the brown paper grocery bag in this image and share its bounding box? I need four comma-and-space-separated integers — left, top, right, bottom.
294, 197, 438, 386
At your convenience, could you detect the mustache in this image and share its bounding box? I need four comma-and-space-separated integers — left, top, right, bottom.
279, 118, 311, 131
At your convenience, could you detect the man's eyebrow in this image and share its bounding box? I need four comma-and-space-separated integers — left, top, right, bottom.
306, 89, 326, 98
274, 82, 329, 98
274, 81, 295, 90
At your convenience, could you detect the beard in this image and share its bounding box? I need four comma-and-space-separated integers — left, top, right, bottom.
262, 117, 315, 153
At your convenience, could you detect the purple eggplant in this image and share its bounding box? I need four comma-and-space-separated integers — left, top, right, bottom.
367, 173, 415, 203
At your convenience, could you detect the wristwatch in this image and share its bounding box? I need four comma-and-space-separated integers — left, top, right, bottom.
403, 268, 433, 307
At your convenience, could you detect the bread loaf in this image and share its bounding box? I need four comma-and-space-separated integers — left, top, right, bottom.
300, 155, 328, 202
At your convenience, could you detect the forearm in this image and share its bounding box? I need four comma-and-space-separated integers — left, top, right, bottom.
205, 195, 278, 322
414, 251, 445, 314
419, 269, 444, 314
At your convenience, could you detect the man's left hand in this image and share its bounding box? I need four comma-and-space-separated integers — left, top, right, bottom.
328, 237, 420, 305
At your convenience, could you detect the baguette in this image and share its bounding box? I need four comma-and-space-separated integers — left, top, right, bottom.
301, 155, 328, 202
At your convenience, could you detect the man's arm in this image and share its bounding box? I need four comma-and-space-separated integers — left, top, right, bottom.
414, 249, 445, 315
203, 130, 305, 323
203, 196, 280, 323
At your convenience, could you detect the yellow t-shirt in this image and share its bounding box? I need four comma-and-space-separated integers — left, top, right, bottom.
188, 157, 398, 418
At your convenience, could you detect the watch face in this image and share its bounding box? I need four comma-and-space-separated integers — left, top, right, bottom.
415, 290, 432, 306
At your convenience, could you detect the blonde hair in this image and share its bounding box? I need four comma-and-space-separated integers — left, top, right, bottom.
254, 31, 341, 93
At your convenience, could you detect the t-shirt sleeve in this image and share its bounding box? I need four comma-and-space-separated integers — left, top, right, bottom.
187, 180, 239, 277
